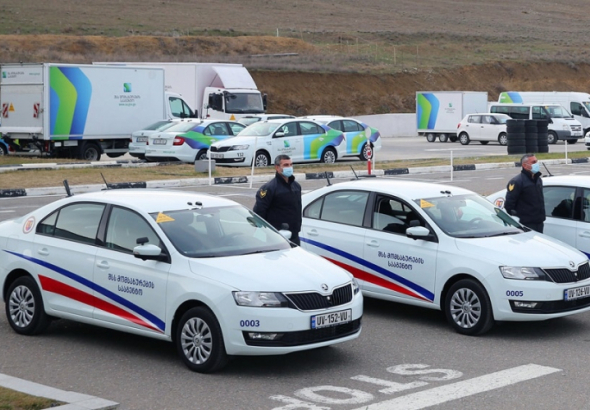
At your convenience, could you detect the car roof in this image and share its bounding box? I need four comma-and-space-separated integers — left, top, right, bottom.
309, 178, 475, 200
544, 175, 590, 187
61, 189, 239, 214
463, 113, 510, 117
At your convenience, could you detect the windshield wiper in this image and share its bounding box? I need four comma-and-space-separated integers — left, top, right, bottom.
240, 249, 277, 256
485, 231, 521, 237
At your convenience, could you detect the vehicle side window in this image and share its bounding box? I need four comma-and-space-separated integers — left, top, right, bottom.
544, 186, 577, 220
304, 197, 324, 219
276, 122, 298, 137
37, 203, 105, 244
169, 97, 193, 118
581, 189, 590, 222
571, 102, 583, 116
468, 115, 481, 124
328, 120, 343, 131
228, 123, 246, 135
482, 116, 493, 124
372, 196, 422, 234
511, 106, 530, 120
207, 123, 229, 135
300, 122, 323, 135
317, 191, 369, 227
105, 206, 161, 253
343, 120, 362, 132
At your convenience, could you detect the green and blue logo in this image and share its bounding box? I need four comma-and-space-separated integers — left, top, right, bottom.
1, 71, 5, 78
49, 66, 92, 136
283, 140, 290, 148
417, 93, 440, 130
124, 83, 132, 93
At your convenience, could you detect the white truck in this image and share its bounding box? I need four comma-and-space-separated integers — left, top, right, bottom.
95, 62, 267, 121
0, 63, 196, 160
498, 91, 590, 136
416, 91, 488, 142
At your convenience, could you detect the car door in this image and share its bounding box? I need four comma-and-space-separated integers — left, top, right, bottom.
543, 185, 578, 251
467, 115, 483, 141
271, 121, 302, 162
480, 115, 495, 141
93, 205, 171, 335
33, 202, 106, 318
362, 195, 438, 303
575, 188, 590, 258
301, 190, 370, 283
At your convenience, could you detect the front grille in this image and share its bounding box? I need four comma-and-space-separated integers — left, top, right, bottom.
243, 318, 361, 346
285, 284, 353, 311
544, 262, 590, 283
209, 146, 231, 153
571, 125, 582, 132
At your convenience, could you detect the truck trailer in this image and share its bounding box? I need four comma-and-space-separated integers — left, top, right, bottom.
95, 62, 267, 121
416, 91, 488, 142
0, 63, 195, 160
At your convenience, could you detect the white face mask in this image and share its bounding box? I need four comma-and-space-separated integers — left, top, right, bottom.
282, 167, 293, 177
531, 163, 540, 174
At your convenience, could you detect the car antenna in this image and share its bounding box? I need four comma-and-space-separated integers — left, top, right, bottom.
63, 180, 73, 197
101, 172, 111, 190
349, 165, 359, 180
324, 171, 332, 186
542, 162, 553, 177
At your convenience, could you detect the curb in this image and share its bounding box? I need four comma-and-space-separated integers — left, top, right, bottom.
0, 373, 118, 410
0, 157, 583, 198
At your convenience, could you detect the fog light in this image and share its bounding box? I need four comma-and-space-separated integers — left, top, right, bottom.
513, 301, 539, 308
247, 332, 283, 340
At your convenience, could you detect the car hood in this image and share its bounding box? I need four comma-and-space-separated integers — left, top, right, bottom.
211, 136, 259, 147
188, 247, 352, 292
454, 232, 587, 267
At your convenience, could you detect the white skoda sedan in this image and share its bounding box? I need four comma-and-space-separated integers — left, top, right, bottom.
300, 178, 590, 336
0, 190, 362, 373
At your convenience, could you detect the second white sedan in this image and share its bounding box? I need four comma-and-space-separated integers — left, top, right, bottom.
456, 113, 511, 146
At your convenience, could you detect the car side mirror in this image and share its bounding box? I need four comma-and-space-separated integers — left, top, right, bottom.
406, 226, 433, 240
133, 244, 169, 263
274, 131, 285, 138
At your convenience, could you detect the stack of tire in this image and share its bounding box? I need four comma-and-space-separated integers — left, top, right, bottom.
524, 119, 539, 154
536, 120, 549, 153
506, 119, 526, 155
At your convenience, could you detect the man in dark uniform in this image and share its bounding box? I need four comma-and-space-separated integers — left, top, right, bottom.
253, 155, 302, 245
504, 153, 546, 233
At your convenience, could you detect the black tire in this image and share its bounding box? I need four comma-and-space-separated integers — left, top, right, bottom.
547, 131, 558, 145
525, 145, 538, 153
458, 133, 470, 145
445, 279, 494, 336
78, 142, 101, 161
567, 139, 577, 144
426, 133, 436, 143
254, 150, 270, 167
358, 143, 373, 161
498, 133, 508, 146
194, 149, 208, 162
176, 307, 228, 373
439, 134, 449, 142
507, 145, 527, 155
479, 141, 489, 145
320, 147, 337, 163
6, 276, 51, 336
537, 145, 550, 153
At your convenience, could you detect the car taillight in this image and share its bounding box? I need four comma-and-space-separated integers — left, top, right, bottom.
173, 136, 185, 146
457, 123, 461, 128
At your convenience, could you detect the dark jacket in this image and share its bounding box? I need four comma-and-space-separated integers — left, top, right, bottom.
253, 172, 302, 233
504, 169, 545, 225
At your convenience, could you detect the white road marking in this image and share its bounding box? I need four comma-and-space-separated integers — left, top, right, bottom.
0, 210, 15, 213
350, 364, 561, 410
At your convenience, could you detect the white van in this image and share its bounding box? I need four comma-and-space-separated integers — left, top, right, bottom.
499, 92, 590, 136
489, 102, 583, 144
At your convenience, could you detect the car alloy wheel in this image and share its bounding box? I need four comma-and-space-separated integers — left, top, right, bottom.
6, 276, 50, 335
445, 279, 494, 336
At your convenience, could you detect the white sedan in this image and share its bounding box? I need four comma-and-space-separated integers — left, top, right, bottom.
456, 113, 511, 145
0, 190, 362, 373
300, 178, 590, 336
487, 174, 590, 259
128, 119, 180, 159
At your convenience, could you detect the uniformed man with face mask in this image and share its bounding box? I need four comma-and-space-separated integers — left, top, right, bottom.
253, 155, 302, 245
504, 154, 546, 233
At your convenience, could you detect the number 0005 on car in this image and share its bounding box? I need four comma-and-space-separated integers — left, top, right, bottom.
311, 309, 352, 329
565, 285, 590, 301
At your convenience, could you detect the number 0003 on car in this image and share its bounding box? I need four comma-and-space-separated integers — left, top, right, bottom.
565, 285, 590, 301
311, 309, 352, 329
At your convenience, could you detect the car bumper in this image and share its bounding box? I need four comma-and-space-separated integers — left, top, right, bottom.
145, 146, 194, 163
210, 150, 252, 167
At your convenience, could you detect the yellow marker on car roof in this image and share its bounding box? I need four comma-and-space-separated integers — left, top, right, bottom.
156, 212, 175, 223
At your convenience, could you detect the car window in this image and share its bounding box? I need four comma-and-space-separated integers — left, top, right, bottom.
276, 122, 298, 137
510, 106, 530, 120
581, 189, 590, 223
327, 120, 343, 131
300, 122, 323, 135
238, 122, 281, 137
37, 203, 105, 244
468, 115, 481, 124
372, 196, 422, 234
105, 206, 162, 254
206, 123, 229, 136
228, 122, 246, 135
307, 190, 369, 227
544, 186, 577, 219
342, 120, 363, 132
169, 97, 193, 118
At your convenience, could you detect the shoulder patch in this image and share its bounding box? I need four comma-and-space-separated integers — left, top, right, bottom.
259, 189, 267, 198
508, 183, 515, 191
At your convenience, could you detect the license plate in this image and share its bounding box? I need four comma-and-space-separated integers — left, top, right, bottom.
136, 137, 148, 143
564, 285, 590, 301
210, 153, 224, 159
153, 139, 167, 145
311, 309, 352, 329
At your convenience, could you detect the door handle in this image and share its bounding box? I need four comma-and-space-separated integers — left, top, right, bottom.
96, 260, 110, 269
306, 229, 319, 237
37, 248, 49, 256
579, 232, 590, 238
366, 240, 379, 248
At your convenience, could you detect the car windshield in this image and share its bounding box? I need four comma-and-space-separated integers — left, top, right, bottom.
415, 194, 523, 238
544, 105, 572, 119
143, 120, 171, 131
225, 92, 264, 114
164, 122, 201, 133
238, 122, 282, 137
151, 205, 291, 258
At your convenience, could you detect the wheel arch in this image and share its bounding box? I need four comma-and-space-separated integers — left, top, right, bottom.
171, 299, 213, 342
2, 269, 33, 302
439, 273, 487, 311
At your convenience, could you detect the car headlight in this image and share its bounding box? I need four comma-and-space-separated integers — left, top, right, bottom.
352, 278, 361, 295
230, 145, 249, 150
233, 291, 289, 307
500, 266, 546, 280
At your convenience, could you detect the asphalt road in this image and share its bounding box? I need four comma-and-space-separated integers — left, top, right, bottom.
1, 159, 590, 409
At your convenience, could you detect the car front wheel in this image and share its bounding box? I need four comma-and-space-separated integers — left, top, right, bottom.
254, 151, 270, 167
320, 147, 337, 163
547, 131, 558, 144
6, 276, 51, 335
459, 133, 470, 145
176, 307, 228, 373
444, 279, 494, 336
498, 133, 508, 146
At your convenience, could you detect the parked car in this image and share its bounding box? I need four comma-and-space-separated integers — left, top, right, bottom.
145, 119, 246, 163
0, 189, 363, 373
300, 115, 382, 161
300, 178, 590, 336
456, 113, 511, 146
209, 118, 345, 167
238, 114, 295, 126
487, 174, 590, 258
129, 119, 181, 159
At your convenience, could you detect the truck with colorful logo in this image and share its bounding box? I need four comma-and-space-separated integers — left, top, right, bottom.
95, 62, 267, 122
416, 91, 488, 142
0, 63, 196, 160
